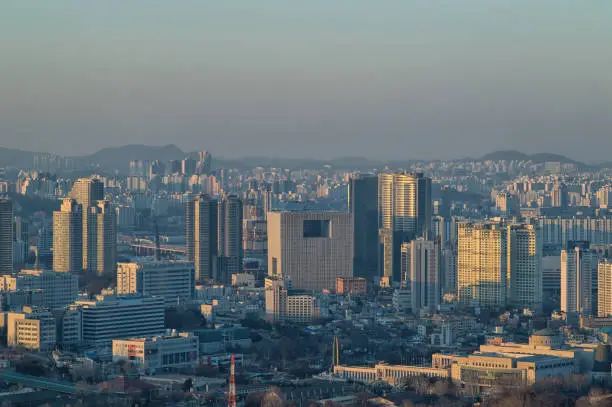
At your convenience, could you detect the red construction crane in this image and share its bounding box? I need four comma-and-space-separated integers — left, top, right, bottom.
228, 354, 236, 407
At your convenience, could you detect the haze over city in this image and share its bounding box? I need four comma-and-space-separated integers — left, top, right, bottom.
1, 1, 612, 161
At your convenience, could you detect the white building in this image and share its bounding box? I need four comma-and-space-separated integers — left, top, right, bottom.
112, 332, 199, 372
561, 242, 598, 316
400, 239, 440, 314
117, 260, 195, 307
72, 294, 165, 346
0, 270, 79, 310
267, 211, 353, 291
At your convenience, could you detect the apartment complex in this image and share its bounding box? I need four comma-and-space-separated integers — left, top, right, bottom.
458, 221, 542, 309
186, 194, 218, 282
267, 211, 352, 291
561, 241, 598, 316
117, 260, 195, 306
598, 260, 612, 317
86, 200, 117, 275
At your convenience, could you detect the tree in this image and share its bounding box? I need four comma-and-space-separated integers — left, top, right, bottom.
182, 378, 193, 393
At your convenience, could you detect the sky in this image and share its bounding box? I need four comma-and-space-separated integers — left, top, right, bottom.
1, 1, 611, 161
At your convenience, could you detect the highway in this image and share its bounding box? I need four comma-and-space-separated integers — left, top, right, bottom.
0, 370, 93, 394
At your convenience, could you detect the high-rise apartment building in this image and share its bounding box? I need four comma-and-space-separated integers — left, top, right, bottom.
87, 201, 117, 275
507, 224, 542, 310
70, 178, 104, 271
400, 239, 440, 314
53, 198, 83, 272
561, 241, 598, 316
267, 211, 353, 291
457, 221, 542, 309
551, 183, 569, 208
117, 260, 195, 306
0, 198, 13, 274
349, 174, 379, 282
378, 172, 432, 281
598, 261, 612, 317
186, 194, 218, 282
217, 194, 243, 283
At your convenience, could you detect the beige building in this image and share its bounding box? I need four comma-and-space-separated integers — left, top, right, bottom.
70, 178, 105, 271
267, 211, 352, 291
400, 238, 440, 314
117, 260, 195, 307
53, 198, 83, 272
335, 331, 577, 393
598, 260, 612, 317
112, 332, 199, 372
5, 306, 56, 351
265, 277, 319, 323
86, 201, 117, 275
458, 221, 542, 309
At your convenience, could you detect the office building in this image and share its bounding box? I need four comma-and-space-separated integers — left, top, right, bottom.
36, 225, 53, 269
217, 194, 243, 283
117, 260, 195, 306
378, 172, 432, 281
561, 241, 598, 316
87, 201, 117, 274
70, 178, 104, 271
441, 246, 457, 294
112, 332, 199, 371
186, 194, 218, 282
543, 255, 562, 295
400, 239, 440, 314
598, 261, 612, 317
348, 174, 379, 282
267, 211, 353, 291
265, 277, 320, 323
54, 308, 82, 348
0, 270, 78, 310
53, 198, 83, 272
6, 306, 56, 351
0, 199, 13, 274
72, 294, 165, 345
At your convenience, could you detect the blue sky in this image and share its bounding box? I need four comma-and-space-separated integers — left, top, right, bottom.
1, 1, 611, 161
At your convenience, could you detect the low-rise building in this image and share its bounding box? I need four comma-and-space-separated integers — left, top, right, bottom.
117, 260, 195, 307
336, 277, 367, 295
0, 270, 78, 310
265, 277, 319, 323
5, 306, 56, 351
71, 294, 165, 346
112, 332, 199, 372
193, 327, 251, 354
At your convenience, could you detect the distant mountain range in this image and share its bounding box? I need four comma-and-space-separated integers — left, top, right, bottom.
0, 145, 605, 171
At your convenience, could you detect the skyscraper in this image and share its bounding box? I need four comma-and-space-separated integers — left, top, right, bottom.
0, 199, 13, 274
267, 211, 353, 291
69, 178, 104, 271
400, 238, 440, 314
217, 194, 243, 283
551, 183, 569, 208
457, 221, 542, 309
507, 224, 542, 310
53, 199, 83, 273
561, 241, 598, 316
349, 174, 379, 282
458, 221, 508, 308
186, 194, 218, 282
598, 260, 612, 318
378, 172, 432, 281
87, 201, 117, 275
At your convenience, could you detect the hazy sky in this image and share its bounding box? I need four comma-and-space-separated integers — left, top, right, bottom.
1, 1, 611, 161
